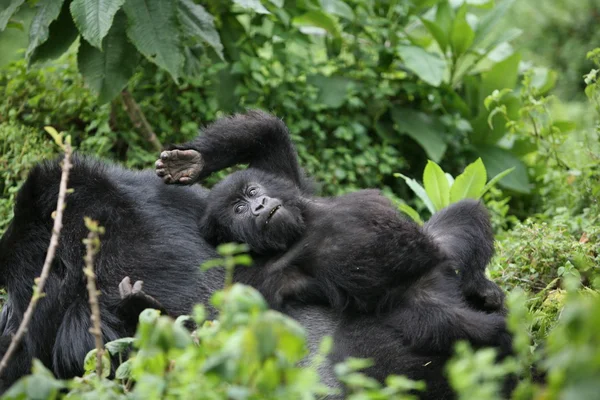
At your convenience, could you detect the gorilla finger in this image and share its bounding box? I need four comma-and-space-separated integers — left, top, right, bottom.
160, 151, 172, 161
119, 276, 132, 298
132, 280, 144, 294
155, 159, 165, 169
163, 175, 174, 184
179, 176, 192, 184
156, 168, 167, 177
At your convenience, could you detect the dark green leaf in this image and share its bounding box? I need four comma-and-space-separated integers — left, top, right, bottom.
123, 0, 183, 81
391, 108, 447, 162
29, 0, 78, 64
0, 0, 24, 31
178, 0, 223, 60
25, 0, 64, 61
480, 167, 514, 197
397, 45, 446, 87
476, 145, 530, 193
307, 74, 355, 108
69, 0, 125, 49
78, 11, 138, 103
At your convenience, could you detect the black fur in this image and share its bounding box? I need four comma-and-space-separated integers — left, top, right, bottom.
158, 110, 512, 398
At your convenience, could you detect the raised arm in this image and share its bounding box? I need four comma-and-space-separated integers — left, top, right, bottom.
156, 110, 310, 190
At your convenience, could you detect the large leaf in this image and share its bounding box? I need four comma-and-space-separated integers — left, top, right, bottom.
450, 4, 474, 57
320, 0, 354, 20
423, 160, 450, 211
70, 0, 125, 49
123, 0, 183, 81
292, 10, 341, 38
473, 0, 515, 47
449, 158, 487, 202
395, 173, 436, 214
397, 45, 446, 87
178, 0, 223, 60
25, 0, 64, 61
233, 0, 270, 14
78, 11, 138, 103
476, 145, 530, 193
307, 74, 355, 108
421, 18, 448, 52
29, 1, 78, 64
391, 108, 447, 162
0, 0, 24, 31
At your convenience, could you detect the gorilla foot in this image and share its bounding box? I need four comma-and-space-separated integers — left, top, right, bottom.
155, 149, 203, 184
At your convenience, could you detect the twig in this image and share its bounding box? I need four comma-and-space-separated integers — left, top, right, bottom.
83, 218, 105, 377
121, 90, 162, 151
0, 143, 73, 376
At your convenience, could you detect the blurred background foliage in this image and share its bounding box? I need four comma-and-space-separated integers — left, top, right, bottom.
0, 0, 599, 399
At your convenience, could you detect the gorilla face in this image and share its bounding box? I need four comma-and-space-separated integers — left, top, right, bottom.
202, 169, 306, 254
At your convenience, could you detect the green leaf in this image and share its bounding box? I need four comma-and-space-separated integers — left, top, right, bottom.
233, 0, 270, 14
421, 18, 448, 52
25, 0, 65, 61
0, 0, 25, 31
115, 359, 132, 380
123, 0, 183, 81
473, 0, 515, 47
397, 45, 446, 87
435, 0, 453, 35
450, 4, 474, 57
78, 11, 138, 103
70, 0, 125, 49
391, 108, 447, 162
449, 158, 487, 202
105, 337, 135, 355
178, 0, 224, 60
29, 0, 78, 64
307, 74, 354, 108
395, 173, 436, 214
476, 145, 530, 193
398, 203, 424, 225
83, 349, 111, 378
481, 51, 520, 101
423, 160, 450, 211
293, 10, 341, 38
320, 0, 354, 20
480, 167, 514, 197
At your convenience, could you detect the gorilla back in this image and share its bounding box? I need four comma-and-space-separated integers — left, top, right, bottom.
0, 155, 221, 388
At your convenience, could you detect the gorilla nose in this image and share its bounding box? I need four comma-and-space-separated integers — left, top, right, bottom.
252, 196, 268, 214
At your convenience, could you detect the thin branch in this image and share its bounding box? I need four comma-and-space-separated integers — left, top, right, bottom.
83, 218, 105, 377
121, 90, 162, 151
0, 143, 73, 376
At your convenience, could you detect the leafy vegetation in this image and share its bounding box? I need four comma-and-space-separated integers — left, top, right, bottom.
1, 0, 599, 399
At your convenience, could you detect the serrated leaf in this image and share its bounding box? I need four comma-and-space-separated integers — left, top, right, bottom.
123, 0, 183, 81
0, 0, 25, 31
233, 0, 270, 14
450, 158, 487, 202
293, 10, 341, 38
178, 0, 223, 60
25, 0, 65, 61
423, 160, 450, 211
395, 173, 436, 214
391, 108, 447, 162
70, 0, 125, 50
397, 45, 446, 87
29, 1, 78, 64
78, 11, 138, 103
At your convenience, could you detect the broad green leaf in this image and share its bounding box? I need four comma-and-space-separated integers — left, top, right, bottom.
307, 74, 355, 108
476, 145, 530, 193
25, 0, 64, 61
423, 160, 450, 211
28, 1, 78, 64
105, 337, 135, 355
480, 167, 514, 197
115, 359, 132, 380
268, 0, 284, 6
445, 172, 455, 186
397, 45, 446, 87
293, 10, 341, 38
435, 0, 453, 35
421, 18, 448, 52
0, 0, 24, 31
481, 51, 520, 101
450, 158, 487, 202
529, 67, 557, 95
391, 108, 447, 162
123, 0, 183, 81
450, 4, 474, 57
69, 0, 125, 49
233, 0, 270, 14
83, 349, 111, 378
178, 0, 224, 60
398, 203, 424, 225
320, 0, 354, 20
395, 173, 436, 214
473, 0, 515, 47
78, 12, 138, 103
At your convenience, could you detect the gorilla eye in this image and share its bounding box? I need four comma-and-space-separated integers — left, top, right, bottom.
234, 203, 247, 214
247, 187, 258, 197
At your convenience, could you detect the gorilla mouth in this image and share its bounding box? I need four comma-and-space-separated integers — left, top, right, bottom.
265, 205, 281, 225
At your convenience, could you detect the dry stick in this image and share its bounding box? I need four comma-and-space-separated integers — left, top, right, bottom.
83, 222, 104, 377
0, 144, 73, 376
121, 90, 162, 151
